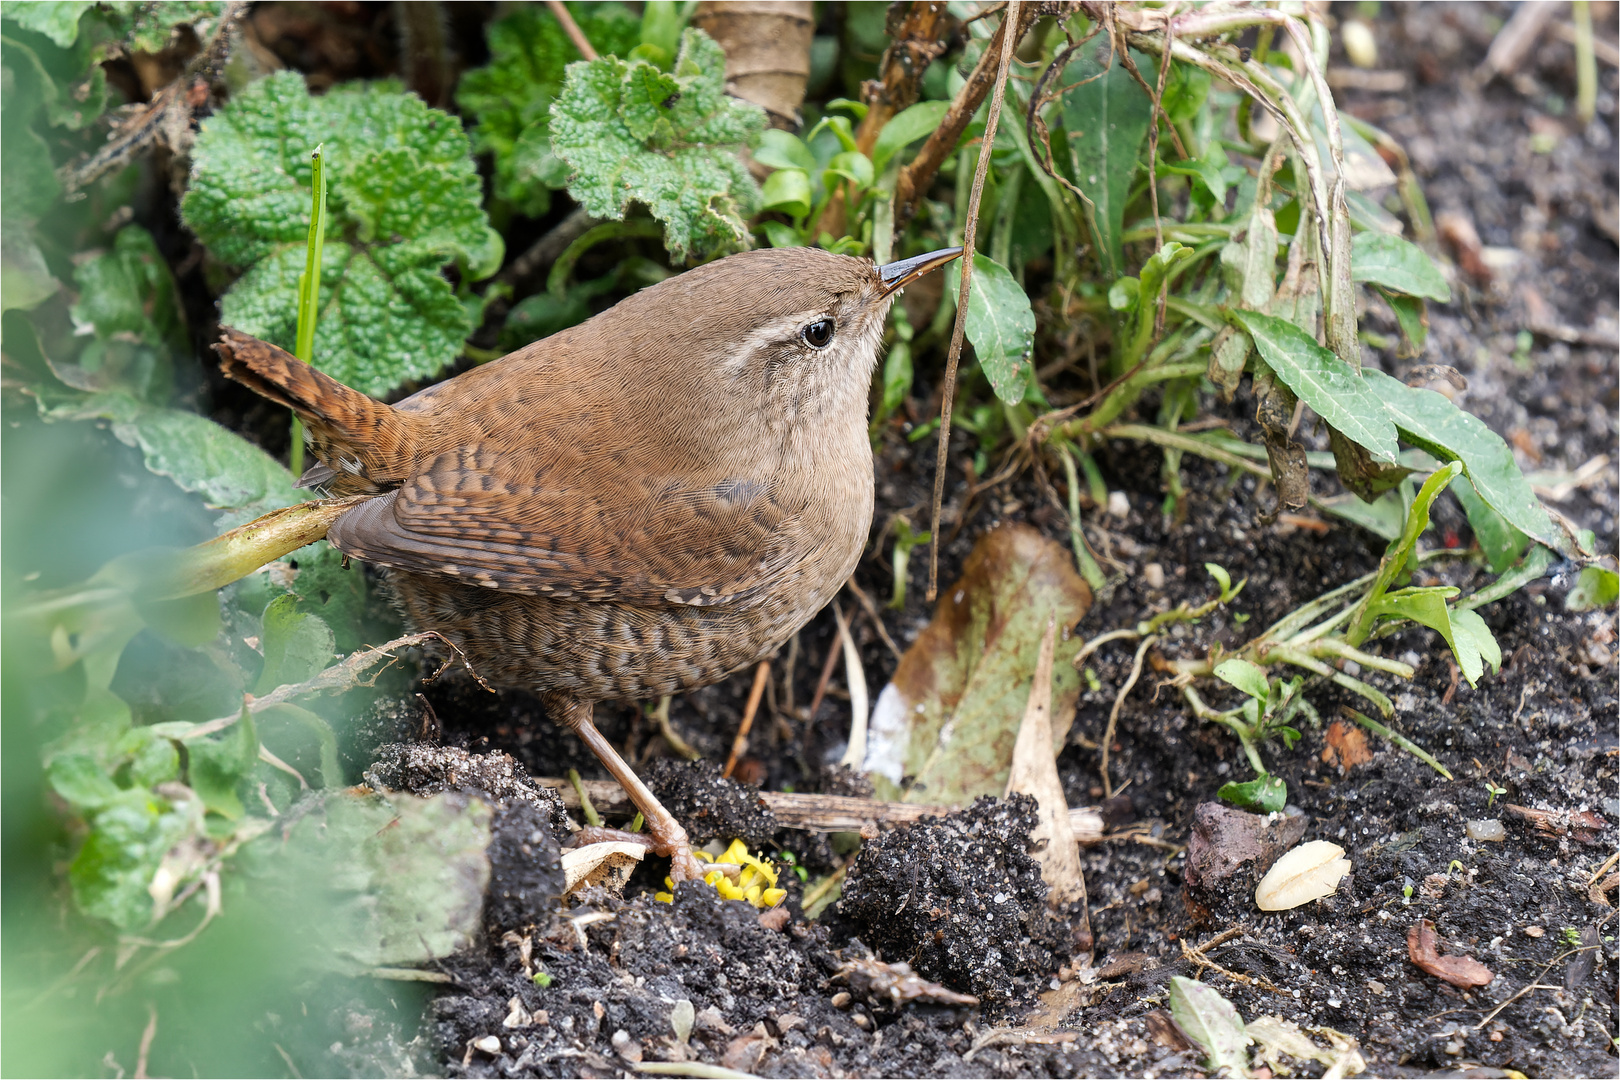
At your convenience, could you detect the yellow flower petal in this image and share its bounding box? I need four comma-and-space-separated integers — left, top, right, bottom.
654, 891, 674, 904
762, 888, 787, 907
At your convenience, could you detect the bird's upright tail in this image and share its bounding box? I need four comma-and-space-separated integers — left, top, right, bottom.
215, 328, 424, 493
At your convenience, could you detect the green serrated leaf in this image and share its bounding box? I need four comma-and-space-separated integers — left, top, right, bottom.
1231, 310, 1399, 463
1063, 46, 1154, 277
255, 595, 335, 694
183, 72, 496, 398
1214, 658, 1270, 704
551, 28, 765, 262
873, 100, 948, 172
945, 254, 1035, 404
1351, 232, 1450, 301
1361, 370, 1555, 548
1169, 976, 1251, 1078
1567, 565, 1619, 612
455, 3, 639, 216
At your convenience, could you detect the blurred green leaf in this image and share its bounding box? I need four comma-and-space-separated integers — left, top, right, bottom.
1161, 141, 1230, 205
255, 595, 335, 694
187, 706, 258, 819
183, 72, 498, 398
101, 0, 226, 53
945, 254, 1035, 404
1232, 310, 1399, 463
1566, 565, 1619, 612
47, 751, 124, 809
755, 128, 817, 172
762, 168, 812, 217
1351, 232, 1450, 301
1362, 370, 1555, 548
824, 150, 873, 191
1379, 288, 1429, 353
1, 1, 94, 46
69, 792, 198, 928
1064, 45, 1154, 277
551, 28, 765, 262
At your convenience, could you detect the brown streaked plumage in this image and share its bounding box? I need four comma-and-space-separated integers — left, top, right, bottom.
217, 245, 961, 880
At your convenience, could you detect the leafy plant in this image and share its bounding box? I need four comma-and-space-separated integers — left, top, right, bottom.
549, 27, 766, 262
182, 71, 501, 397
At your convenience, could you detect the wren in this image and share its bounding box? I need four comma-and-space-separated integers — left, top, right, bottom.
217, 245, 961, 880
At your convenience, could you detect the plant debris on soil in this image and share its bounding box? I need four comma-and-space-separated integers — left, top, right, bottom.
358, 7, 1618, 1077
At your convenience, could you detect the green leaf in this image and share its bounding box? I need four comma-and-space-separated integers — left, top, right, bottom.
1161, 141, 1230, 204
1567, 565, 1619, 612
183, 72, 496, 398
1231, 310, 1399, 463
1218, 773, 1287, 814
1214, 658, 1270, 704
1361, 370, 1555, 548
1, 1, 93, 46
550, 28, 766, 262
187, 707, 259, 819
71, 224, 187, 370
48, 752, 124, 809
944, 254, 1035, 404
456, 3, 640, 216
1453, 477, 1528, 573
100, 0, 226, 53
864, 527, 1090, 806
755, 129, 817, 172
872, 100, 949, 172
761, 168, 812, 217
255, 595, 336, 694
1351, 232, 1451, 301
258, 703, 342, 788
1370, 586, 1496, 686
824, 150, 874, 192
1380, 288, 1429, 354
69, 793, 195, 929
1169, 976, 1251, 1078
1063, 46, 1154, 277
1318, 490, 1404, 541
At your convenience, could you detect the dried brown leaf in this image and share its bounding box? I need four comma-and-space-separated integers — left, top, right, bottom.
1408, 919, 1494, 988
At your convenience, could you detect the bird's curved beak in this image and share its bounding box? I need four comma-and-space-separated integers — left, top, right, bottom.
876, 247, 963, 298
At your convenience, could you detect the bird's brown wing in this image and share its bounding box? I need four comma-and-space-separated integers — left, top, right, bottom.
326, 445, 800, 607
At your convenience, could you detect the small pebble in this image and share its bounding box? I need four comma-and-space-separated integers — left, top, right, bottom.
1524, 925, 1545, 938
1107, 491, 1130, 519
1466, 819, 1506, 841
1143, 563, 1165, 589
472, 1035, 501, 1056
1366, 979, 1386, 996
830, 991, 852, 1009
852, 1013, 871, 1031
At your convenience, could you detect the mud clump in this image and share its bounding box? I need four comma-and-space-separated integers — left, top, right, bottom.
1182, 802, 1307, 924
646, 758, 779, 850
837, 794, 1075, 1012
365, 742, 572, 842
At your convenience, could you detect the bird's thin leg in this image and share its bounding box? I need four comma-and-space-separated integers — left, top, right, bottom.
548, 694, 707, 883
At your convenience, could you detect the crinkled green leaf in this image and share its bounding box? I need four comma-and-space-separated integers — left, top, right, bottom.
1169, 976, 1251, 1078
1064, 45, 1154, 277
1352, 231, 1450, 301
183, 72, 497, 397
945, 254, 1035, 404
69, 792, 195, 929
872, 100, 948, 172
255, 595, 335, 694
1566, 565, 1619, 612
1, 1, 93, 47
863, 526, 1090, 806
457, 3, 641, 213
550, 28, 765, 262
101, 0, 225, 53
2, 25, 108, 131
1361, 370, 1555, 547
1232, 310, 1399, 463
1218, 773, 1287, 814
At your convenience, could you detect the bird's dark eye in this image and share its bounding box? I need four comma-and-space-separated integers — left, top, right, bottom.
801, 318, 835, 349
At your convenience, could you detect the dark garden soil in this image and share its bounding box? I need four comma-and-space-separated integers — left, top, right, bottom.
230, 4, 1620, 1077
